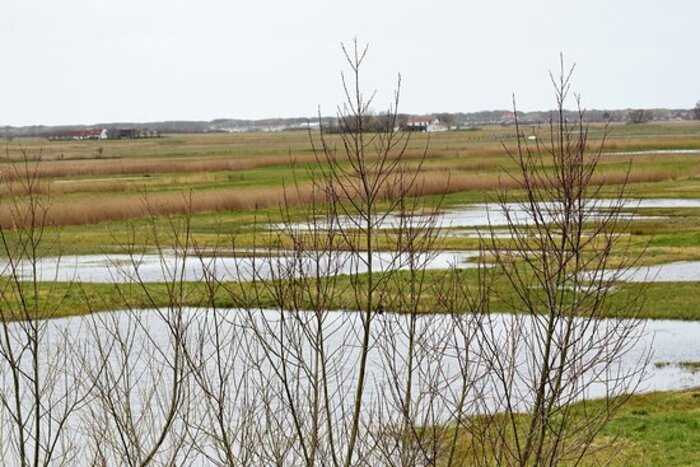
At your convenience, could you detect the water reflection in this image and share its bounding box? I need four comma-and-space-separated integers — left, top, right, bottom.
603, 261, 700, 282
0, 250, 479, 283
19, 308, 700, 413
282, 198, 700, 231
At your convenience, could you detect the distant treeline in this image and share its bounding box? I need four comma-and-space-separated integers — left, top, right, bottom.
1, 107, 696, 138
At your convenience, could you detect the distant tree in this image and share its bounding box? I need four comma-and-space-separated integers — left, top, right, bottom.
435, 112, 456, 128
694, 100, 700, 120
628, 109, 654, 124
372, 111, 398, 131
395, 113, 409, 128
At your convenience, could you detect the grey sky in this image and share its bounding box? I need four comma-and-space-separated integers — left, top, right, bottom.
1, 0, 698, 126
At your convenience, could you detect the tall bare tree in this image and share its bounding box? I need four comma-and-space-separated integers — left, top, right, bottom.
212, 39, 475, 466
469, 58, 648, 466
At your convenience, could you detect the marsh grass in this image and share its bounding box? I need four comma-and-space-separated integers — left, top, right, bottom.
5, 268, 699, 321
595, 390, 700, 466
0, 153, 315, 180
0, 185, 317, 227
1, 125, 700, 251
0, 163, 690, 229
435, 390, 700, 466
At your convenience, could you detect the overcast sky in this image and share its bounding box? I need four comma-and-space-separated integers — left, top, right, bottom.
1, 0, 698, 126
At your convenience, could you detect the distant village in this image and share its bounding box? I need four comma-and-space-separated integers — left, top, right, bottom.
0, 107, 696, 139
46, 128, 160, 141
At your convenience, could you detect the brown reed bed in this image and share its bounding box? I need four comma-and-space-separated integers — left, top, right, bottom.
0, 186, 308, 229
0, 162, 686, 229
0, 155, 305, 181
1, 125, 698, 229
0, 145, 458, 183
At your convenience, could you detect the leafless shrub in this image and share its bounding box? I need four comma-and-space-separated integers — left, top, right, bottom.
80, 197, 203, 465
0, 149, 89, 465
205, 40, 483, 466
466, 58, 649, 466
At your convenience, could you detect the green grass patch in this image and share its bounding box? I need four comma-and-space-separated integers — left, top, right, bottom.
3, 268, 700, 321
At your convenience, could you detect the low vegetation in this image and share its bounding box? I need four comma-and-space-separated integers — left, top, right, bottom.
5, 270, 700, 321
1, 120, 700, 231
442, 390, 700, 466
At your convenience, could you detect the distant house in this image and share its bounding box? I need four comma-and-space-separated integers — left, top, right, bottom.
403, 117, 449, 133
46, 127, 151, 141
91, 128, 109, 140
427, 120, 448, 132
499, 112, 516, 124
48, 128, 108, 141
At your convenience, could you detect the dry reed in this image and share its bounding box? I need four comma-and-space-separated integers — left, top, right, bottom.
0, 146, 453, 183
0, 163, 689, 229
0, 156, 302, 181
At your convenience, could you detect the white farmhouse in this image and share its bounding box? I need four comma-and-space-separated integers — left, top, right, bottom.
426, 120, 448, 132
404, 116, 449, 132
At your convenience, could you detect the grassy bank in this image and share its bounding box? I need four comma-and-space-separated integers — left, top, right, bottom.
596, 390, 700, 466
6, 269, 700, 321
441, 390, 700, 466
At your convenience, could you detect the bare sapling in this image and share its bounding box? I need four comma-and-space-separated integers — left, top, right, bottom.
0, 148, 89, 465
473, 57, 648, 466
